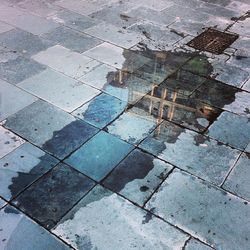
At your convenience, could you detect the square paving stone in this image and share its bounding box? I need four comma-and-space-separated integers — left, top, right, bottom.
131, 86, 221, 133
0, 29, 53, 56
18, 68, 100, 112
48, 9, 98, 32
0, 142, 59, 200
107, 111, 157, 145
80, 64, 154, 104
3, 100, 99, 159
190, 79, 240, 110
0, 49, 46, 84
42, 26, 102, 53
12, 163, 95, 229
83, 42, 151, 71
103, 148, 173, 206
0, 206, 70, 250
52, 185, 188, 250
84, 22, 141, 49
139, 121, 240, 185
32, 45, 100, 79
65, 131, 133, 181
0, 126, 25, 159
185, 239, 213, 250
0, 198, 6, 209
0, 79, 37, 121
146, 169, 250, 250
208, 111, 250, 150
72, 93, 127, 128
223, 153, 250, 201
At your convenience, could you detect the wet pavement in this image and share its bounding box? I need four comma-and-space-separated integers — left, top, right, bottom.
0, 0, 249, 249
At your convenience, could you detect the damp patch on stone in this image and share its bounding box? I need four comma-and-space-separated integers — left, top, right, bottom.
187, 28, 239, 54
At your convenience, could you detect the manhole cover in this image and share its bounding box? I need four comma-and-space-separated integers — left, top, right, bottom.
187, 28, 239, 54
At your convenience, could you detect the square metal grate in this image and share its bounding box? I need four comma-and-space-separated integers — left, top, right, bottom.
187, 28, 239, 54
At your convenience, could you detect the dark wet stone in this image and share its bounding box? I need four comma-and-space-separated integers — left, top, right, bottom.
42, 26, 102, 53
103, 148, 173, 205
65, 131, 133, 181
73, 93, 127, 129
0, 53, 46, 84
12, 163, 95, 229
0, 205, 70, 249
4, 100, 98, 159
0, 142, 59, 200
0, 29, 53, 56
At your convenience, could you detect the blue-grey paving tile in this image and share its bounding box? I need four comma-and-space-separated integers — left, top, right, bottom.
0, 48, 46, 84
0, 29, 53, 56
0, 142, 59, 200
0, 198, 6, 209
42, 26, 102, 53
3, 100, 99, 159
223, 153, 250, 201
0, 79, 37, 121
208, 111, 250, 150
185, 239, 213, 250
0, 206, 70, 250
146, 169, 250, 250
139, 121, 240, 185
12, 163, 95, 229
0, 21, 13, 34
52, 185, 188, 249
107, 111, 157, 145
0, 126, 25, 159
18, 68, 100, 112
65, 131, 133, 181
72, 93, 127, 129
49, 9, 98, 32
103, 149, 173, 206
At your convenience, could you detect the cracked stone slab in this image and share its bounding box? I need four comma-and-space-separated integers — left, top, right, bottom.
139, 121, 240, 185
83, 42, 151, 71
0, 48, 46, 84
0, 79, 37, 121
0, 206, 70, 250
48, 9, 98, 32
84, 22, 141, 49
18, 68, 100, 112
0, 4, 59, 35
72, 93, 127, 129
3, 100, 99, 159
185, 239, 213, 250
32, 45, 100, 79
52, 185, 188, 250
146, 169, 250, 250
223, 153, 250, 201
0, 142, 59, 200
12, 163, 95, 229
103, 148, 173, 206
0, 126, 25, 159
107, 111, 158, 145
65, 131, 133, 181
0, 29, 53, 57
207, 111, 250, 150
42, 26, 102, 53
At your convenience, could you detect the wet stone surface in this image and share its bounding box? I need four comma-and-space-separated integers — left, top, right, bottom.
0, 206, 70, 249
139, 121, 240, 185
0, 142, 59, 200
12, 163, 95, 229
146, 169, 250, 250
103, 148, 173, 206
52, 185, 188, 250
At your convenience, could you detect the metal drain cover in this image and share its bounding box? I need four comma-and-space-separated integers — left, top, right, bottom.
187, 28, 239, 54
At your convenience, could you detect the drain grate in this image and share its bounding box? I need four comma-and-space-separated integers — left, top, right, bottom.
187, 28, 239, 54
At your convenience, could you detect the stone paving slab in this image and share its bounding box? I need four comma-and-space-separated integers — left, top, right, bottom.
52, 185, 188, 250
0, 198, 6, 209
185, 239, 213, 250
12, 163, 95, 229
146, 169, 250, 250
0, 206, 70, 249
